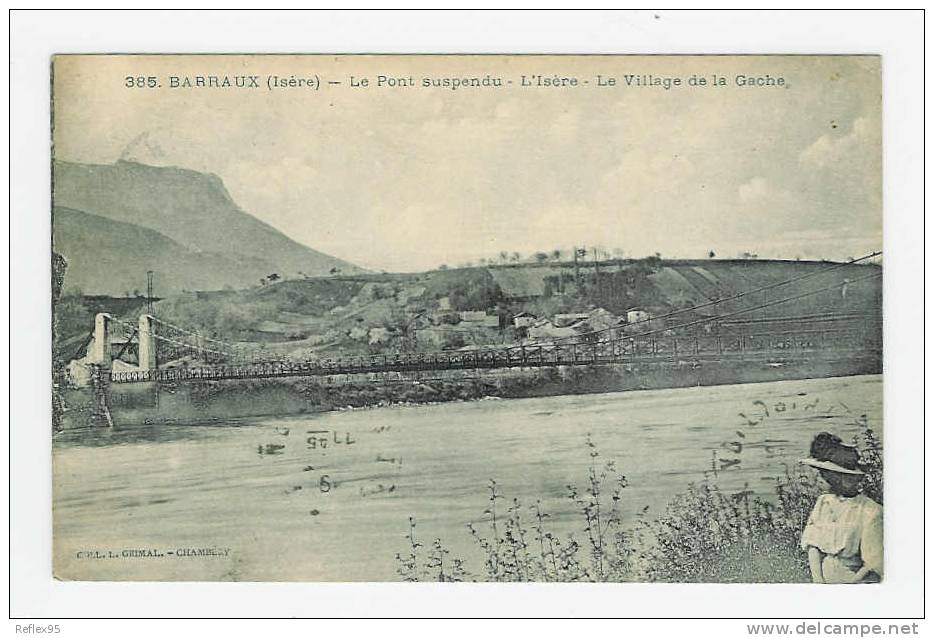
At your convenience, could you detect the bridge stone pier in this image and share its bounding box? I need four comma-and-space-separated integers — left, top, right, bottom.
138, 314, 157, 370
86, 312, 158, 370
88, 313, 112, 367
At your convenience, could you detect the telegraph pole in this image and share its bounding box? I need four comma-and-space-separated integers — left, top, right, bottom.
593, 247, 601, 292
146, 270, 154, 316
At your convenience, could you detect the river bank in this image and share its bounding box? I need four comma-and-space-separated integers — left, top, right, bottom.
59, 353, 880, 429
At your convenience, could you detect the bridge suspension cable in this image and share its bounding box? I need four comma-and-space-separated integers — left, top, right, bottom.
629, 270, 882, 339
148, 316, 243, 352
107, 267, 882, 383
109, 316, 242, 362
523, 250, 882, 349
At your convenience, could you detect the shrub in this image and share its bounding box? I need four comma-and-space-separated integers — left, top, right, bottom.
636, 476, 816, 583
395, 423, 882, 583
396, 435, 634, 582
854, 416, 883, 504
637, 422, 882, 583
395, 517, 467, 582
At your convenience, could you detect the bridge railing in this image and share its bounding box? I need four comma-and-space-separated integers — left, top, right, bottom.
108, 323, 881, 384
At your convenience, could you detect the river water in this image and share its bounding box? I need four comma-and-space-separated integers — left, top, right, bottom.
53, 375, 882, 581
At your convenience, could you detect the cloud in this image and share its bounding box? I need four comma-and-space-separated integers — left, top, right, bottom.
53, 55, 883, 268
737, 176, 770, 203
799, 116, 876, 169
736, 176, 802, 213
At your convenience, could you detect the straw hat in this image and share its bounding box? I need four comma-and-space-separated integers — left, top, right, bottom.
800, 432, 864, 475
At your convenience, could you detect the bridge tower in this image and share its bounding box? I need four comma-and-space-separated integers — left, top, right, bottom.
88, 313, 112, 367
138, 314, 157, 370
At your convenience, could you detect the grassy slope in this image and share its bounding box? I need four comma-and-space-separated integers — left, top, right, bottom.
651, 260, 881, 315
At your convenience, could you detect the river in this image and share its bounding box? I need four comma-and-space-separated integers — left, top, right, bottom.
53, 374, 882, 581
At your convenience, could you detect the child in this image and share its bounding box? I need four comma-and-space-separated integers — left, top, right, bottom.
799, 432, 883, 584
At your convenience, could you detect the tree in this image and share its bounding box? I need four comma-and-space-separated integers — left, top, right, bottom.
267, 273, 281, 282
448, 276, 504, 311
552, 248, 563, 262
438, 264, 449, 270
510, 252, 521, 263
498, 251, 509, 264
708, 250, 716, 259
534, 252, 549, 264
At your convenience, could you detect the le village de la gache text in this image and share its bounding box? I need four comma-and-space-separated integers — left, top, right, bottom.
127, 72, 788, 91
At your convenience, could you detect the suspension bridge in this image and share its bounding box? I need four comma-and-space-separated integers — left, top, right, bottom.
80, 255, 883, 386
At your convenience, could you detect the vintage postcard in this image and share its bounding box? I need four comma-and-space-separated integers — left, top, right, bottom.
51, 54, 882, 583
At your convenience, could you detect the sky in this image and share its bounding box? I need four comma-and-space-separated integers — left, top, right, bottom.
53, 55, 882, 272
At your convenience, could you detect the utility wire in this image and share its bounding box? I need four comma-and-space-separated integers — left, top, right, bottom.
522, 251, 881, 349
629, 271, 882, 339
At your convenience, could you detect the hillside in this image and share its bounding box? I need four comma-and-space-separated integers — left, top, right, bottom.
52, 160, 362, 292
52, 206, 284, 295
126, 258, 881, 360
483, 258, 881, 317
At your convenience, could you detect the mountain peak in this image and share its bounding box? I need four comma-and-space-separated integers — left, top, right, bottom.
52, 159, 363, 293
119, 131, 169, 165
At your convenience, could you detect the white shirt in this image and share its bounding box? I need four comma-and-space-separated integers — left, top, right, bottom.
800, 493, 883, 582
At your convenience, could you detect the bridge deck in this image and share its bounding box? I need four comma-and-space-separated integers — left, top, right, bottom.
109, 327, 880, 384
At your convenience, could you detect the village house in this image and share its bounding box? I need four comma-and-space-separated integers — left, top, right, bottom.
512, 311, 537, 329
573, 308, 622, 333
626, 309, 651, 324
348, 325, 369, 341
524, 308, 625, 343
527, 318, 577, 340
554, 313, 590, 327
